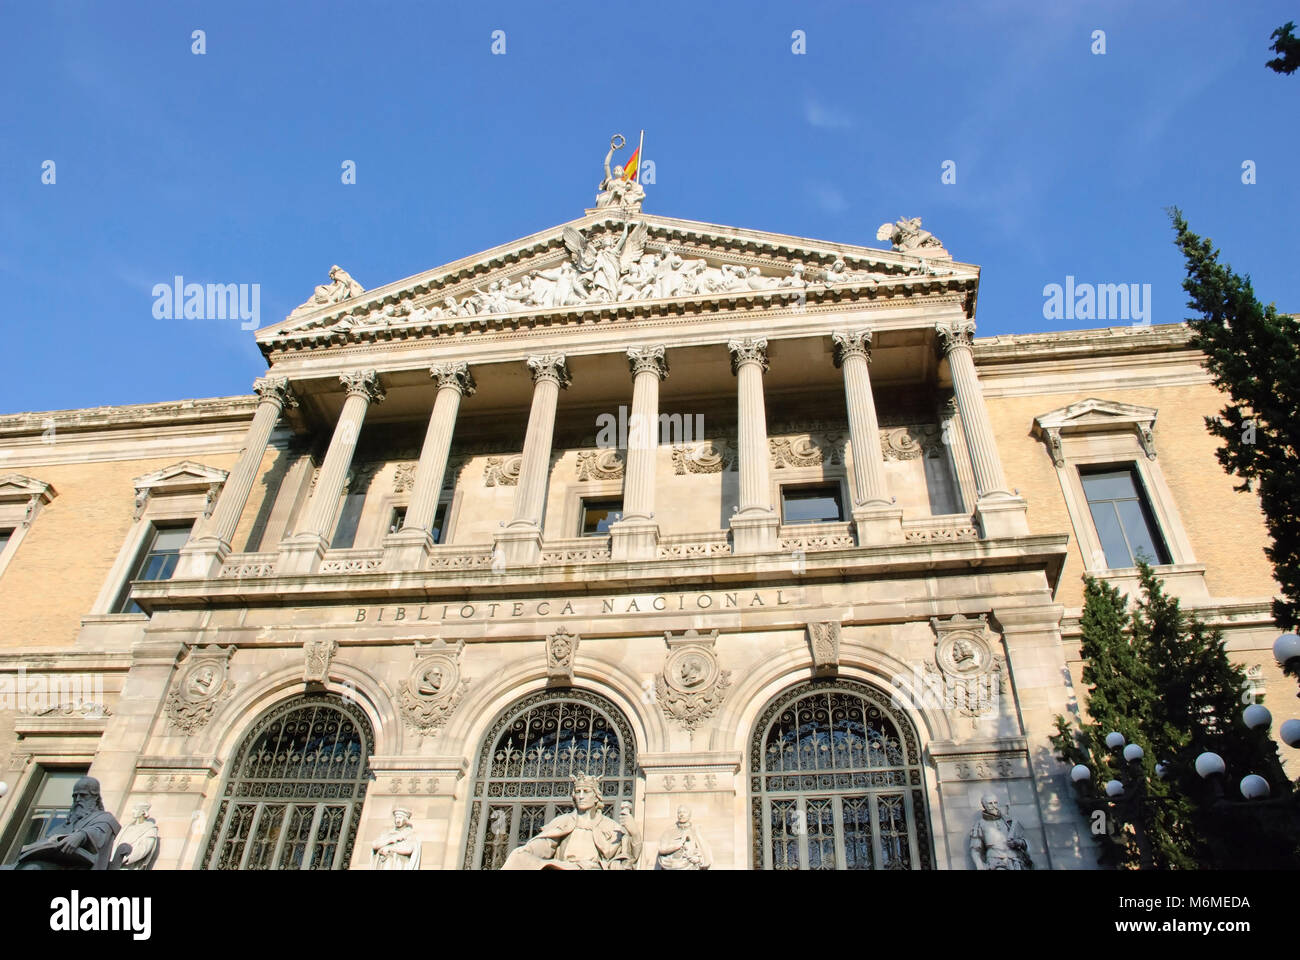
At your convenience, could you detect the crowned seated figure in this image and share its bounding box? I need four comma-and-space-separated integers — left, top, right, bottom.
500, 773, 642, 870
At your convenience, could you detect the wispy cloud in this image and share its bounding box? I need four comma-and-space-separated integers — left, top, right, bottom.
803, 99, 854, 130
806, 182, 848, 214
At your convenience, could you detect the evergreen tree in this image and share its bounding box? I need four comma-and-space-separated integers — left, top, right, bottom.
1267, 21, 1300, 74
1054, 564, 1292, 868
1169, 209, 1300, 635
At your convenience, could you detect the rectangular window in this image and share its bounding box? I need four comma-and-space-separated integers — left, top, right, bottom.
780, 483, 845, 525
389, 503, 449, 544
114, 522, 193, 614
2, 766, 90, 864
330, 487, 368, 549
1080, 466, 1170, 568
0, 528, 12, 553
580, 498, 623, 537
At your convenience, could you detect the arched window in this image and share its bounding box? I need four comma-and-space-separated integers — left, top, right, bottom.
751, 679, 931, 870
203, 694, 372, 870
464, 689, 636, 870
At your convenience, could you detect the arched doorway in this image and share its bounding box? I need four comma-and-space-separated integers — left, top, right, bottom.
203, 694, 372, 870
751, 679, 932, 870
463, 688, 636, 870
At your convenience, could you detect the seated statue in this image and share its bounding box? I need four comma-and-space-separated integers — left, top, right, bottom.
9, 777, 121, 870
500, 773, 641, 870
288, 265, 365, 319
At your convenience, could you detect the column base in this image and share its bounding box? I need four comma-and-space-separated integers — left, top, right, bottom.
493, 525, 543, 567
729, 511, 780, 555
277, 534, 329, 575
609, 518, 660, 562
382, 528, 434, 572
975, 493, 1030, 538
175, 537, 231, 578
851, 503, 905, 545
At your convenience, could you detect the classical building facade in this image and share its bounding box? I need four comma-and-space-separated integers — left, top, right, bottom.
0, 188, 1291, 870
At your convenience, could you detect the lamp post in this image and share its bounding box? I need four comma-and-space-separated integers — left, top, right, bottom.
1070, 731, 1154, 870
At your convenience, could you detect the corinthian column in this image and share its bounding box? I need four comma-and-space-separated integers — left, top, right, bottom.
936, 321, 1027, 536
610, 345, 668, 562
279, 370, 385, 573
383, 362, 475, 570
727, 338, 779, 554
833, 330, 903, 545
494, 355, 570, 566
177, 376, 297, 577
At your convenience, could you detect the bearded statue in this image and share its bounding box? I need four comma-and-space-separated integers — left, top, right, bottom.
8, 777, 121, 870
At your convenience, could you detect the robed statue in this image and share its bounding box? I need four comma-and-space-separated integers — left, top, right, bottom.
969, 792, 1033, 870
113, 801, 160, 871
370, 806, 423, 870
595, 134, 645, 209
655, 805, 712, 870
7, 777, 121, 870
500, 773, 642, 870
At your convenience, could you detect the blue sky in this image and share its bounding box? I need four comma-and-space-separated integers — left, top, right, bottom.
2, 0, 1297, 413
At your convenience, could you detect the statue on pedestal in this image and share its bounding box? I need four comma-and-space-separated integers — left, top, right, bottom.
500, 773, 641, 870
370, 806, 423, 870
969, 792, 1032, 870
113, 801, 159, 870
8, 777, 121, 870
595, 134, 645, 209
655, 805, 712, 870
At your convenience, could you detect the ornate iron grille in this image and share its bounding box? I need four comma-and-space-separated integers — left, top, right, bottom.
464, 688, 636, 870
750, 679, 931, 870
203, 694, 372, 870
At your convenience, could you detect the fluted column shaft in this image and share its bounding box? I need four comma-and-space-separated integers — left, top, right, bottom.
622, 346, 668, 520
297, 370, 385, 539
938, 322, 1008, 496
206, 376, 296, 545
404, 364, 475, 533
833, 331, 889, 506
729, 338, 772, 515
509, 355, 570, 528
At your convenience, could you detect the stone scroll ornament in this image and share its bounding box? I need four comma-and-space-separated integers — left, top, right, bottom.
165, 644, 235, 734
656, 630, 732, 731
398, 640, 468, 735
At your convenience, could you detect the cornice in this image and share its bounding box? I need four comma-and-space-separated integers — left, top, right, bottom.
0, 395, 259, 440
973, 323, 1196, 365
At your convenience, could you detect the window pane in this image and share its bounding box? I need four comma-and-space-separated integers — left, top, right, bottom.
581, 500, 622, 536
1087, 501, 1133, 567
151, 526, 193, 551
5, 767, 89, 863
331, 492, 366, 549
1115, 498, 1168, 565
432, 503, 448, 544
782, 486, 843, 525
0, 528, 12, 553
1080, 470, 1137, 501
389, 507, 407, 535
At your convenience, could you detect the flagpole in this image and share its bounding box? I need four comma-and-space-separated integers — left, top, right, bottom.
636, 129, 645, 184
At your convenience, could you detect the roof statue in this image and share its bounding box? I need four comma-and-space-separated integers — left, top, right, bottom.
594, 134, 645, 210
288, 265, 365, 319
877, 217, 950, 259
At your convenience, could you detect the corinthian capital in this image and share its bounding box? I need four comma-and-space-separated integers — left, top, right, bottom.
728, 337, 769, 375
339, 369, 386, 404
252, 375, 298, 410
626, 345, 669, 380
526, 354, 571, 388
430, 362, 476, 396
831, 330, 872, 367
935, 321, 976, 356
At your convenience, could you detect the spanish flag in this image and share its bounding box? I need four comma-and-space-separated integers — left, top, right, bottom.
622, 144, 640, 182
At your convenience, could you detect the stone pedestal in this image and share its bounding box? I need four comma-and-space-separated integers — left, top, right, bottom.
975, 494, 1030, 538
609, 517, 660, 562
382, 528, 434, 571
494, 525, 543, 567
277, 533, 330, 575
730, 512, 780, 554
852, 504, 905, 545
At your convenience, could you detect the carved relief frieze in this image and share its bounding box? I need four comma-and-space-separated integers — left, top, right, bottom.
656, 629, 732, 731
485, 455, 522, 487
165, 644, 235, 735
576, 449, 625, 481
398, 640, 468, 736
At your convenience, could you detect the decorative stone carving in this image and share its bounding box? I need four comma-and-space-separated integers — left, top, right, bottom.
500, 773, 641, 870
1031, 398, 1160, 467
398, 640, 468, 735
594, 134, 646, 210
252, 374, 298, 410
113, 801, 159, 871
131, 461, 229, 521
656, 805, 712, 870
303, 638, 338, 684
656, 629, 731, 731
289, 265, 365, 319
392, 461, 418, 493
935, 319, 977, 355
547, 626, 579, 683
339, 369, 386, 405
820, 258, 890, 287
370, 806, 423, 870
807, 621, 841, 674
431, 361, 477, 396
727, 337, 769, 374
671, 439, 736, 475
576, 449, 625, 481
165, 645, 235, 734
769, 431, 845, 469
526, 354, 572, 388
484, 455, 522, 486
930, 614, 1007, 717
880, 424, 944, 461
877, 217, 949, 257
626, 344, 669, 379
969, 793, 1033, 870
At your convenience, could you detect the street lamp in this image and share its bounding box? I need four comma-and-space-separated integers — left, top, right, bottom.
1240, 774, 1271, 800
1243, 704, 1272, 730
1275, 633, 1300, 674
1281, 718, 1300, 749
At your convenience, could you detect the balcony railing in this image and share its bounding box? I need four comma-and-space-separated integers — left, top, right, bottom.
539, 538, 612, 565
778, 521, 855, 553
427, 544, 495, 570
656, 532, 732, 559
218, 551, 279, 578
902, 514, 979, 543
319, 548, 384, 574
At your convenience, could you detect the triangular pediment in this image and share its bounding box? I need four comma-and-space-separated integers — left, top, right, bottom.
0, 474, 55, 504
258, 210, 979, 351
1033, 398, 1158, 433
133, 461, 229, 493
